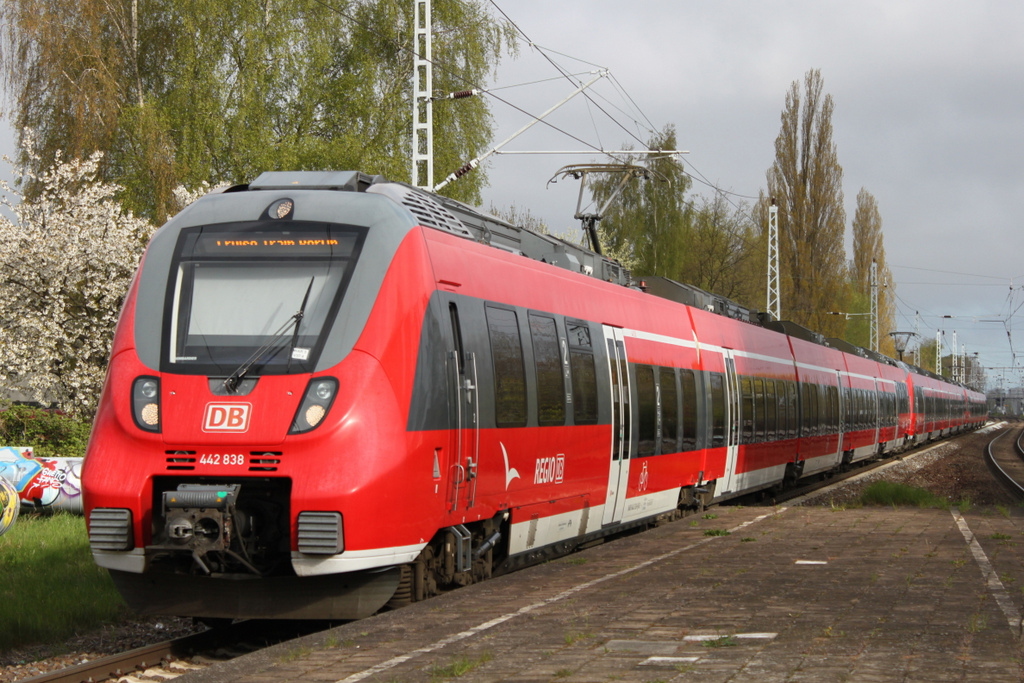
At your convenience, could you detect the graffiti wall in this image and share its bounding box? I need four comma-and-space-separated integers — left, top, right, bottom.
0, 447, 84, 514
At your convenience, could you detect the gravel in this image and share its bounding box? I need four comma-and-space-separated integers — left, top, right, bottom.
1, 426, 1015, 682
0, 616, 204, 683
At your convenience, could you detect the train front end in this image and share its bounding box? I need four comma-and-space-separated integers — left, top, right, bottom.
82, 172, 434, 619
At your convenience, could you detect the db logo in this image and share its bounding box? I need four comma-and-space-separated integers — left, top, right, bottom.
203, 403, 252, 432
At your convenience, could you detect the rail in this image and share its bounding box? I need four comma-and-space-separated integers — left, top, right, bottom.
984, 424, 1024, 499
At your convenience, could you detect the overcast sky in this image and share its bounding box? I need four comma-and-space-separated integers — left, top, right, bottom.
1, 0, 1021, 389
473, 0, 1024, 390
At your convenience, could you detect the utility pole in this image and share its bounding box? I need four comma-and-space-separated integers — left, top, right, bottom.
952, 330, 959, 382
411, 0, 433, 189
936, 330, 942, 376
766, 199, 780, 321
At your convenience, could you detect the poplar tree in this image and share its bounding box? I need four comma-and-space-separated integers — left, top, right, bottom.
1, 0, 514, 223
763, 69, 848, 336
851, 188, 896, 356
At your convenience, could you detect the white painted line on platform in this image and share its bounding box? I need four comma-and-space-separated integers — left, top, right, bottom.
335, 509, 786, 682
641, 656, 701, 666
683, 632, 777, 641
951, 509, 1023, 635
795, 560, 828, 565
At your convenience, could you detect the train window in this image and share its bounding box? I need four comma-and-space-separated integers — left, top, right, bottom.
660, 368, 679, 454
710, 373, 726, 448
681, 369, 698, 450
765, 380, 778, 441
754, 378, 766, 441
801, 383, 819, 437
740, 377, 754, 443
565, 319, 597, 426
529, 314, 565, 427
788, 382, 800, 438
828, 385, 839, 431
636, 365, 657, 457
486, 306, 527, 428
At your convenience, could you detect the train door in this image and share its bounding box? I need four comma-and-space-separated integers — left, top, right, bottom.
718, 350, 742, 495
448, 302, 479, 512
602, 326, 632, 525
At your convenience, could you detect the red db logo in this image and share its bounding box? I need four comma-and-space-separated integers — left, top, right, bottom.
203, 403, 251, 432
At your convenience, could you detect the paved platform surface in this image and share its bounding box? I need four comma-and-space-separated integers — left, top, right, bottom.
177, 493, 1024, 683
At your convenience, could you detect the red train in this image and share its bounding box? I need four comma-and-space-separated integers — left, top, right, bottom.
82, 171, 987, 620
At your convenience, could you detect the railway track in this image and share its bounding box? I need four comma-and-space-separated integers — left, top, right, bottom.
20, 621, 333, 683
985, 424, 1024, 499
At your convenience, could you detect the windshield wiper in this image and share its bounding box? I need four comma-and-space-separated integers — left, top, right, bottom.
222, 277, 315, 394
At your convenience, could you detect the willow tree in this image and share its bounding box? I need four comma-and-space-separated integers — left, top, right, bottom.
1, 0, 514, 223
763, 69, 848, 336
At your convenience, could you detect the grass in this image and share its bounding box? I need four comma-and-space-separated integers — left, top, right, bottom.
0, 512, 127, 651
857, 481, 950, 509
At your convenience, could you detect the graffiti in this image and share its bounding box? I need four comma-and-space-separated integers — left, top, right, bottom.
0, 447, 84, 514
0, 476, 18, 535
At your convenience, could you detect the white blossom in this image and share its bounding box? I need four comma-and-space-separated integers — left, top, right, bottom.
0, 132, 155, 417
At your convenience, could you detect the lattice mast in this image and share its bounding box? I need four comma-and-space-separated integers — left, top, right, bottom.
411, 0, 433, 189
766, 199, 780, 321
870, 260, 878, 353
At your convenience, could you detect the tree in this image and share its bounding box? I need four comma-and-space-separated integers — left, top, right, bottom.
850, 188, 896, 356
1, 0, 514, 223
762, 69, 848, 336
685, 194, 763, 306
0, 136, 153, 417
589, 126, 691, 277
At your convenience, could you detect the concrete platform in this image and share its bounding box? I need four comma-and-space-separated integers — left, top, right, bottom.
177, 500, 1024, 682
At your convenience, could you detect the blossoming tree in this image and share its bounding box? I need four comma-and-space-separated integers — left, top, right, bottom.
0, 135, 153, 417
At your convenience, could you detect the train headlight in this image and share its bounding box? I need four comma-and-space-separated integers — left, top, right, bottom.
289, 377, 338, 434
132, 376, 161, 432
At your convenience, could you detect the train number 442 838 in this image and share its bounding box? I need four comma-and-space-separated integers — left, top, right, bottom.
199, 453, 246, 466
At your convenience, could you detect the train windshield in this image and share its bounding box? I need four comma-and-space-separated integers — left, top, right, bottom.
163, 222, 365, 375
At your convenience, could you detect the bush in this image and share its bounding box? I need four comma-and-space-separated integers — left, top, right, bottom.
0, 404, 91, 459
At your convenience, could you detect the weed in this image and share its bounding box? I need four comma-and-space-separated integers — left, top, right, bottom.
952, 557, 968, 568
429, 652, 493, 679
702, 635, 738, 648
997, 504, 1011, 518
554, 669, 574, 678
703, 529, 730, 537
967, 613, 987, 633
740, 537, 756, 542
990, 533, 1012, 541
564, 630, 593, 645
957, 497, 972, 513
561, 556, 588, 565
277, 646, 312, 663
1001, 573, 1016, 584
702, 513, 718, 520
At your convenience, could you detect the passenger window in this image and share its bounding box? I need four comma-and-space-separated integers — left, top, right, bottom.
681, 369, 698, 451
486, 306, 526, 428
740, 377, 754, 443
636, 365, 657, 457
660, 368, 679, 454
710, 373, 726, 448
528, 314, 565, 426
566, 320, 597, 425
